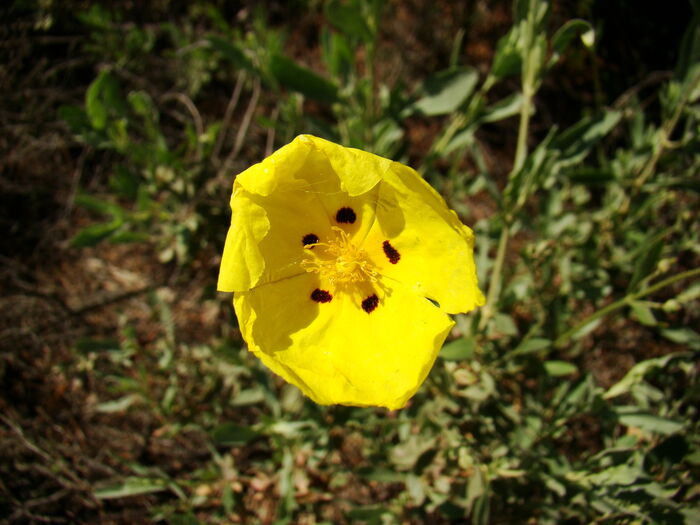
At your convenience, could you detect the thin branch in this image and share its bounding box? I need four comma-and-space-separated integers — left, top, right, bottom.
554, 267, 700, 348
219, 77, 261, 178
212, 71, 246, 164
160, 92, 205, 162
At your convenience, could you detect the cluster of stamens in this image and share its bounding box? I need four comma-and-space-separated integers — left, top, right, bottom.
301, 227, 379, 285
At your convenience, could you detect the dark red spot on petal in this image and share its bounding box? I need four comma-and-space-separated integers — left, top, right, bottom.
382, 240, 400, 264
302, 233, 319, 247
311, 288, 332, 303
361, 294, 379, 313
335, 207, 356, 224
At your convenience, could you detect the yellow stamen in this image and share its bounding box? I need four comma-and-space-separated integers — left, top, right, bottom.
302, 227, 378, 284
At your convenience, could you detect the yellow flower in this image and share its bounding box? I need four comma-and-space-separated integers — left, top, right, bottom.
218, 135, 484, 409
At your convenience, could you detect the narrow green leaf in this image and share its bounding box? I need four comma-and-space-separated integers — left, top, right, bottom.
412, 67, 479, 116
269, 54, 339, 104
627, 237, 663, 292
440, 337, 475, 361
544, 361, 578, 376
74, 194, 126, 218
71, 220, 123, 247
321, 28, 353, 80
85, 70, 125, 130
660, 328, 700, 349
617, 411, 684, 435
211, 422, 259, 446
95, 394, 141, 413
325, 0, 373, 42
478, 93, 523, 123
94, 477, 168, 499
510, 337, 551, 356
604, 353, 686, 399
551, 110, 621, 168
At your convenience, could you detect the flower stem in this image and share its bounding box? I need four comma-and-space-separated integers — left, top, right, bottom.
478, 222, 510, 330
478, 1, 539, 331
553, 267, 700, 349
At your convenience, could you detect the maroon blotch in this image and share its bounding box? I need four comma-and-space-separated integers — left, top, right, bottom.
302, 233, 319, 247
311, 288, 333, 303
382, 240, 400, 264
361, 294, 379, 313
335, 207, 356, 224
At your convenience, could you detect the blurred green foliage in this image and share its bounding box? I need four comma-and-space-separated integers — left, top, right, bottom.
6, 0, 700, 523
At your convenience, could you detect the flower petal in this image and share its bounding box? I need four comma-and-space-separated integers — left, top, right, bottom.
234, 274, 454, 410
218, 135, 387, 292
299, 134, 392, 196
218, 180, 333, 291
362, 162, 485, 314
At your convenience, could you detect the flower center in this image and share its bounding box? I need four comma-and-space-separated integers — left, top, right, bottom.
301, 227, 378, 284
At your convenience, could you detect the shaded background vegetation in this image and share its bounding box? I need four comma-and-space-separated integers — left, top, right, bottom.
1, 0, 699, 523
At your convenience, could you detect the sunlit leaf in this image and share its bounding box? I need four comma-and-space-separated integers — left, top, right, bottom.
412, 67, 479, 116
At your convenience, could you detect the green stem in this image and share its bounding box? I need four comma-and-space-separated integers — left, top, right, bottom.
634, 67, 700, 190
513, 87, 533, 174
478, 223, 511, 330
427, 75, 495, 162
478, 1, 540, 331
553, 267, 700, 348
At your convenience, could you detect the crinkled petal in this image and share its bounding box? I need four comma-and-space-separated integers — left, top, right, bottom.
218, 179, 332, 292
361, 162, 485, 314
300, 134, 392, 196
234, 274, 454, 410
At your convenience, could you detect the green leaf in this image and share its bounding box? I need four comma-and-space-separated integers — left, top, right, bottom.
440, 337, 475, 361
587, 464, 641, 486
127, 90, 158, 122
74, 194, 126, 218
75, 338, 120, 352
629, 301, 657, 326
412, 67, 479, 116
207, 35, 255, 71
325, 0, 373, 42
211, 423, 259, 446
544, 361, 578, 376
95, 394, 141, 413
478, 93, 523, 123
85, 70, 125, 130
660, 328, 700, 349
108, 231, 150, 244
675, 7, 700, 82
321, 28, 353, 80
604, 353, 687, 399
566, 167, 615, 185
491, 25, 522, 79
551, 110, 621, 168
616, 409, 684, 435
627, 237, 663, 292
549, 19, 593, 68
492, 313, 518, 336
510, 337, 551, 356
94, 477, 169, 499
109, 165, 139, 200
71, 220, 123, 247
269, 54, 339, 104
